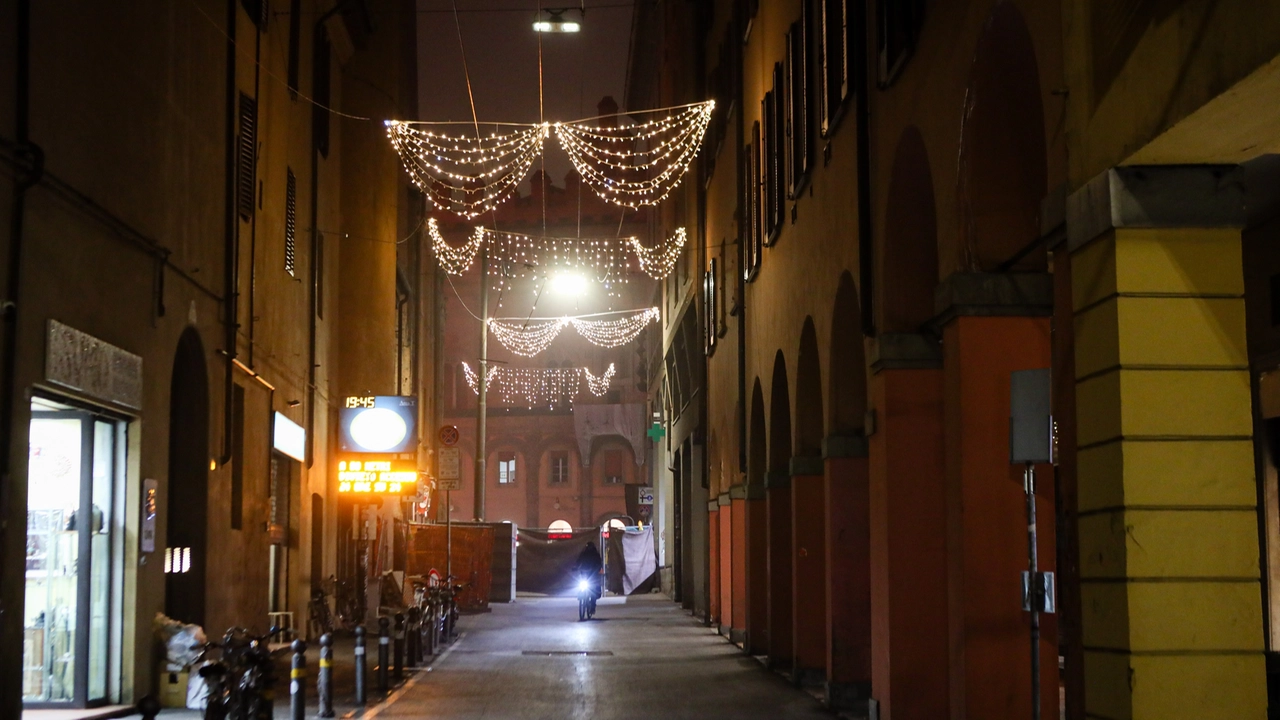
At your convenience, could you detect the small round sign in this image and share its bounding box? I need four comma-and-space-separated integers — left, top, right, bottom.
438, 425, 460, 447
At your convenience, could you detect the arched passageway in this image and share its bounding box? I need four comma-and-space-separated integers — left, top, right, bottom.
766, 352, 793, 668
882, 127, 939, 332
166, 328, 210, 626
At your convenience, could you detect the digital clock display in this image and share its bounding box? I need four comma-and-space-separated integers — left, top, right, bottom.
344, 396, 377, 409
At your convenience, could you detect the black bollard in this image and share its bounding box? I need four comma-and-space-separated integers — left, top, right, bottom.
393, 612, 405, 681
406, 607, 420, 667
290, 639, 307, 720
354, 625, 367, 706
317, 633, 334, 718
424, 599, 437, 657
377, 617, 390, 694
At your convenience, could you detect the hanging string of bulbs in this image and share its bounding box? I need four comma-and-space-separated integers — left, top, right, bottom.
386, 100, 714, 219
426, 219, 687, 282
461, 362, 617, 409
486, 307, 660, 357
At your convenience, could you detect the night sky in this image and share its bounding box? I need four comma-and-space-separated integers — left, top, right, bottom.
415, 1, 636, 187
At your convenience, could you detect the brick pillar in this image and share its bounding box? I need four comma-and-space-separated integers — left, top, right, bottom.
868, 334, 947, 720
766, 470, 793, 668
1068, 166, 1265, 718
822, 436, 870, 710
745, 485, 769, 654
708, 502, 720, 626
718, 493, 733, 635
730, 486, 750, 645
790, 456, 826, 686
935, 273, 1055, 720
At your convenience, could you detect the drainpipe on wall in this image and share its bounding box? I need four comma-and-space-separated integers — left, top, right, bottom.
220, 0, 239, 466
247, 13, 262, 368
855, 0, 875, 338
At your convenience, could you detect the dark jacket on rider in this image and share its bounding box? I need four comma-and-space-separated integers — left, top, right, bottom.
574, 542, 602, 588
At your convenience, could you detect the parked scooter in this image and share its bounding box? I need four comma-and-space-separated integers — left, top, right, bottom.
192, 626, 282, 720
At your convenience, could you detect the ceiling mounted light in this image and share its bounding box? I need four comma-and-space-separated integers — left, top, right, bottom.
549, 272, 588, 297
533, 8, 582, 33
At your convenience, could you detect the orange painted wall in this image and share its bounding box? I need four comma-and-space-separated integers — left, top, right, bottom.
869, 367, 948, 720
826, 455, 871, 686
791, 474, 827, 676
767, 485, 793, 665
731, 497, 749, 634
944, 315, 1055, 720
746, 498, 770, 654
719, 501, 734, 630
709, 507, 721, 625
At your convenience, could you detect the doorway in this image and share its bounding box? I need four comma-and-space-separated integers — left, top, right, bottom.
23, 399, 125, 708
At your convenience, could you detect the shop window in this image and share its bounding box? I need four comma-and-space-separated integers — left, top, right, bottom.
603, 450, 624, 485
549, 452, 570, 485
498, 453, 516, 484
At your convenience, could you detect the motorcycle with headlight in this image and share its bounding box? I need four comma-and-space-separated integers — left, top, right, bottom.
576, 574, 597, 621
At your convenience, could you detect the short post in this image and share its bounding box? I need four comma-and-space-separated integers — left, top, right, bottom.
406, 606, 420, 667
425, 598, 437, 657
317, 633, 334, 718
443, 591, 454, 643
354, 625, 367, 706
393, 612, 405, 681
377, 617, 390, 694
290, 639, 307, 720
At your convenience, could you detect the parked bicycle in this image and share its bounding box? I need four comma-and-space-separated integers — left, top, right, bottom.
192, 626, 282, 720
308, 586, 334, 638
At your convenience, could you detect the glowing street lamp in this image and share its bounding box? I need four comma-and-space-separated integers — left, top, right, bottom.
533, 8, 582, 33
549, 272, 589, 297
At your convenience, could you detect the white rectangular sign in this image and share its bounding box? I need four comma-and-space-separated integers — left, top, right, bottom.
637, 487, 654, 505
273, 412, 306, 462
438, 447, 460, 480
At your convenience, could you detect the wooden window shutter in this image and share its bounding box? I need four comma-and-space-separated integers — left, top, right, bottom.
237, 94, 257, 220
285, 168, 297, 276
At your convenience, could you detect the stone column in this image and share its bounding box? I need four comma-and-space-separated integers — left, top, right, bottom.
823, 436, 871, 711
708, 500, 720, 626
730, 484, 750, 645
790, 456, 827, 686
1068, 166, 1265, 719
718, 492, 733, 636
744, 484, 769, 654
868, 334, 947, 720
766, 470, 793, 668
934, 273, 1055, 720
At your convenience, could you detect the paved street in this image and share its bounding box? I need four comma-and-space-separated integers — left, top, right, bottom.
367, 593, 833, 720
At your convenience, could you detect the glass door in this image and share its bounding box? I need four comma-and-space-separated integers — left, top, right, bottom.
24, 408, 120, 707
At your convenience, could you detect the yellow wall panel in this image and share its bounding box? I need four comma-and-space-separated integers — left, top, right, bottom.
1127, 582, 1264, 652
1075, 297, 1120, 379
1120, 370, 1252, 438
1119, 440, 1257, 508
1122, 510, 1260, 579
1113, 228, 1246, 297
1129, 654, 1266, 720
1083, 650, 1134, 720
1077, 371, 1123, 447
1079, 512, 1127, 579
1077, 442, 1124, 511
1080, 582, 1131, 651
1117, 297, 1247, 367
1072, 232, 1117, 310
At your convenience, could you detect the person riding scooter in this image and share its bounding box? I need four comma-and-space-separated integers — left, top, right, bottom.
573, 541, 603, 618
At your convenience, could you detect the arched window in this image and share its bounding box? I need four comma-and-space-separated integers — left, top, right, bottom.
548, 519, 573, 533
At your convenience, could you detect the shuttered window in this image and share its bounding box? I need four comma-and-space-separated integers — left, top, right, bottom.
313, 27, 332, 157
603, 450, 624, 485
878, 0, 926, 87
704, 259, 718, 355
287, 0, 301, 97
821, 0, 851, 135
742, 122, 762, 282
763, 62, 785, 243
242, 0, 268, 29
237, 94, 257, 220
785, 7, 812, 199
285, 168, 297, 276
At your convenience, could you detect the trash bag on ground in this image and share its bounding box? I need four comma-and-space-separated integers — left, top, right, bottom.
154, 612, 207, 671
186, 669, 209, 710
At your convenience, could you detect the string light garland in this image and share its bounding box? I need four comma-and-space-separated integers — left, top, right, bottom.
485, 307, 660, 357
428, 222, 687, 285
387, 122, 548, 219
386, 101, 715, 219
461, 362, 616, 409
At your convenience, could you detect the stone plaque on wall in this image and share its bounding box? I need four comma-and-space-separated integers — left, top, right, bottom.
45, 320, 143, 410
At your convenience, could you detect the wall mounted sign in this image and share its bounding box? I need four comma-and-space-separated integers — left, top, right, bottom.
340, 396, 417, 453
336, 459, 416, 494
273, 412, 306, 462
141, 479, 158, 553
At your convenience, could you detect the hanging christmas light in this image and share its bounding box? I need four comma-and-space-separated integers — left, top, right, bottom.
485, 307, 659, 357
461, 362, 616, 408
427, 218, 485, 275
426, 222, 688, 284
555, 101, 714, 209
386, 121, 548, 219
386, 101, 715, 219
